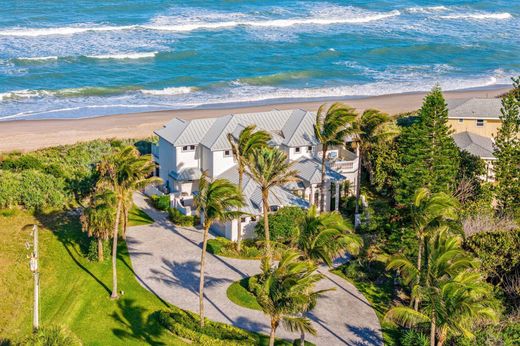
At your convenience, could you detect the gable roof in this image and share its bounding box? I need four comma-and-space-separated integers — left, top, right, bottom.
155, 109, 320, 151
447, 98, 502, 120
453, 131, 495, 159
293, 157, 347, 184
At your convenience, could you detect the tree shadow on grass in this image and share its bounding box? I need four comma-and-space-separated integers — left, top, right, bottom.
111, 298, 165, 345
33, 210, 111, 295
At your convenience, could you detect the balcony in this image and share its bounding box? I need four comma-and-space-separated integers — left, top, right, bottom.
330, 160, 354, 172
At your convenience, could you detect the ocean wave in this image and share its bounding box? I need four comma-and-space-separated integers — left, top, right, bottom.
441, 12, 512, 20
85, 52, 158, 60
0, 25, 135, 37
15, 56, 58, 61
140, 87, 195, 95
0, 86, 141, 100
406, 6, 448, 14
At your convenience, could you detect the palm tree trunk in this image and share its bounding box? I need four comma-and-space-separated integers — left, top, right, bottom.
413, 237, 423, 311
236, 169, 244, 252
111, 199, 122, 299
319, 144, 328, 212
269, 318, 278, 346
430, 314, 436, 346
97, 237, 104, 262
199, 223, 210, 327
262, 188, 272, 265
300, 330, 305, 346
121, 201, 128, 240
436, 329, 447, 346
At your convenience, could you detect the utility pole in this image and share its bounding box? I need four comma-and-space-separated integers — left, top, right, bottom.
28, 225, 39, 331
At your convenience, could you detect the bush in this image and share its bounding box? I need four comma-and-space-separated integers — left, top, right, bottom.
168, 208, 198, 227
0, 170, 21, 208
19, 170, 67, 210
255, 206, 306, 243
207, 237, 263, 259
151, 195, 170, 211
453, 319, 520, 346
155, 307, 256, 345
400, 330, 429, 346
85, 238, 110, 262
23, 325, 82, 346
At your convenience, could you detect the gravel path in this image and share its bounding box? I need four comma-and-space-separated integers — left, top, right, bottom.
127, 192, 382, 345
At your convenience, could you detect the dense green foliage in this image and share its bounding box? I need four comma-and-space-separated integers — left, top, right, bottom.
22, 325, 82, 346
226, 277, 262, 311
254, 206, 306, 242
395, 87, 460, 204
207, 237, 263, 259
493, 78, 520, 218
168, 207, 198, 226
150, 194, 170, 211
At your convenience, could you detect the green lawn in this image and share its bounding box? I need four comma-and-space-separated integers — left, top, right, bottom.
127, 204, 154, 226
226, 277, 262, 311
0, 208, 184, 345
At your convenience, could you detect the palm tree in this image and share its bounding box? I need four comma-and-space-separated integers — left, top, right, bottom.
314, 103, 357, 212
227, 125, 271, 251
245, 147, 299, 265
297, 205, 362, 267
97, 146, 160, 299
385, 234, 498, 346
410, 188, 459, 310
195, 171, 244, 327
354, 110, 400, 214
80, 188, 116, 262
250, 250, 328, 346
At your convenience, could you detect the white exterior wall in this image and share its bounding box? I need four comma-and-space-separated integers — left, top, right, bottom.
158, 138, 176, 190
200, 146, 213, 176
288, 145, 314, 161
175, 146, 200, 170
212, 150, 235, 177
223, 217, 258, 241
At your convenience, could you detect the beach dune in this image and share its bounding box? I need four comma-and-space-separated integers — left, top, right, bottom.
0, 88, 509, 153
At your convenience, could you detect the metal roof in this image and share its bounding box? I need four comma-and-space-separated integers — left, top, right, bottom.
293, 157, 347, 184
453, 131, 496, 159
447, 98, 502, 120
156, 109, 321, 151
169, 167, 202, 181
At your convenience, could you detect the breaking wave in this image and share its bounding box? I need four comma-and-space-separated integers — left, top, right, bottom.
441, 12, 512, 20
85, 52, 158, 60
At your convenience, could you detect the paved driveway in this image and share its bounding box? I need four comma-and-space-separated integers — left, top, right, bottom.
127, 192, 382, 345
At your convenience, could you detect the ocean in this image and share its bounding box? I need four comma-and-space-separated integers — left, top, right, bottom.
0, 0, 519, 120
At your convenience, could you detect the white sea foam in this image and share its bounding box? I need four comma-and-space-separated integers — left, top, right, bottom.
140, 87, 195, 95
441, 12, 512, 20
86, 52, 158, 60
16, 56, 58, 61
0, 25, 136, 37
407, 6, 448, 14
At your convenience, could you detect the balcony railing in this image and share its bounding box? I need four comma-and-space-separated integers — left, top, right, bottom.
329, 160, 354, 171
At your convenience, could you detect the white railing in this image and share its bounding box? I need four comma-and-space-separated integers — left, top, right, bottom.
331, 160, 354, 171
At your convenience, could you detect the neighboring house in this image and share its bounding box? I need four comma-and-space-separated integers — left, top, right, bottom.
447, 98, 502, 138
453, 131, 496, 181
152, 109, 359, 240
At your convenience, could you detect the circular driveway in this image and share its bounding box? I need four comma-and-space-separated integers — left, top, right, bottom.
127, 192, 382, 345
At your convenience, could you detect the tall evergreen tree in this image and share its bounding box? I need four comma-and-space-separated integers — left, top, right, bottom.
395, 86, 460, 204
494, 78, 520, 217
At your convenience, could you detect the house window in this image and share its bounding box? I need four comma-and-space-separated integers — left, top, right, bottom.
307, 146, 312, 151
224, 150, 232, 157
476, 119, 485, 127
458, 119, 464, 123
240, 217, 247, 223
182, 145, 196, 152
295, 147, 301, 153
251, 216, 257, 222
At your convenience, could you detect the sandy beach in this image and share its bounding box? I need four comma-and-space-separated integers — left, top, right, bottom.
0, 87, 509, 152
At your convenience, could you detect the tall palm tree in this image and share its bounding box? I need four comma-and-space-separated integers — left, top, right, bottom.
354, 110, 400, 215
245, 147, 299, 265
250, 250, 328, 346
386, 234, 498, 346
195, 171, 244, 327
314, 103, 357, 212
410, 188, 459, 310
227, 125, 271, 251
80, 188, 116, 262
297, 205, 362, 267
98, 146, 160, 299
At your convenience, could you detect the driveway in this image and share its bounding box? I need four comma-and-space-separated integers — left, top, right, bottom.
127, 192, 382, 345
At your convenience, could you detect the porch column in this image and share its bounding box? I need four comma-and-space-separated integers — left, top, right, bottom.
310, 185, 315, 206
335, 181, 340, 211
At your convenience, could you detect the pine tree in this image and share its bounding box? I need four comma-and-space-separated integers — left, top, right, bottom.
494, 78, 520, 217
395, 86, 460, 204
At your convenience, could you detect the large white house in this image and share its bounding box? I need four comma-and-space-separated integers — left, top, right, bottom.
152, 109, 359, 241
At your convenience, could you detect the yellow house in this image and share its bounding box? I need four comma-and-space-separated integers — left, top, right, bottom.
447, 98, 502, 138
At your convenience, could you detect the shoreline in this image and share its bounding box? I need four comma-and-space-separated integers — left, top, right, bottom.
0, 87, 510, 152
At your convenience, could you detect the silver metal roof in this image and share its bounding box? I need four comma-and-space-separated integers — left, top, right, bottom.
453, 131, 495, 159
169, 167, 202, 181
293, 157, 347, 184
447, 98, 502, 120
156, 109, 321, 151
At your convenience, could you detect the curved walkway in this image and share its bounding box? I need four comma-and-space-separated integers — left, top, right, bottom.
127, 192, 382, 345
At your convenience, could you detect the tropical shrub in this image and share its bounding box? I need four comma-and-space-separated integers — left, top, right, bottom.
254, 206, 306, 243
207, 237, 263, 259
400, 330, 429, 346
0, 170, 21, 208
155, 308, 255, 345
23, 325, 82, 346
151, 195, 170, 211
168, 208, 198, 227
85, 238, 111, 262
19, 170, 67, 210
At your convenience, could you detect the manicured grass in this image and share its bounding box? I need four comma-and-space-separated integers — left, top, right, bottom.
0, 208, 184, 345
127, 204, 154, 226
226, 277, 262, 311
332, 265, 401, 346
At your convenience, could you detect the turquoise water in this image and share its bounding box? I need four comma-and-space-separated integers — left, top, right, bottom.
0, 1, 519, 120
